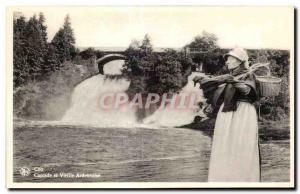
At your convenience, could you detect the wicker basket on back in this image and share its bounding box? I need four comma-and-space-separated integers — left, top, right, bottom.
255, 76, 282, 97
253, 63, 282, 97
237, 63, 282, 97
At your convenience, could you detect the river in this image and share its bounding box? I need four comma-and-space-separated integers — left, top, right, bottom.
13, 123, 290, 182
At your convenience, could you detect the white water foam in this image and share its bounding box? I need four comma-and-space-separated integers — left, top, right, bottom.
143, 72, 207, 127
61, 74, 138, 127
61, 59, 206, 128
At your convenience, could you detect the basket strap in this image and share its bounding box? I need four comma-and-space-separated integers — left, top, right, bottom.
234, 63, 271, 80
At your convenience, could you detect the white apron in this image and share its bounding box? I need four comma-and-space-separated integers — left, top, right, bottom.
208, 102, 260, 182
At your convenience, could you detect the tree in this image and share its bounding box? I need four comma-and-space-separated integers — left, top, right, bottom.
13, 12, 72, 87
51, 14, 76, 64
140, 34, 153, 53
13, 12, 81, 89
186, 31, 224, 74
38, 12, 47, 44
13, 13, 49, 85
24, 14, 49, 81
123, 35, 193, 97
63, 14, 76, 51
187, 31, 218, 52
156, 49, 184, 94
13, 15, 28, 86
123, 35, 154, 97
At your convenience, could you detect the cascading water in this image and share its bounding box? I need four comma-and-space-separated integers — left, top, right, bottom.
61, 74, 138, 127
142, 72, 207, 127
61, 59, 206, 128
61, 60, 137, 127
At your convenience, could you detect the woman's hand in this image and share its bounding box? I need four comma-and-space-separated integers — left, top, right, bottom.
225, 76, 240, 83
216, 74, 234, 83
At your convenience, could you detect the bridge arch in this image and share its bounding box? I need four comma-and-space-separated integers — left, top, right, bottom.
96, 54, 126, 74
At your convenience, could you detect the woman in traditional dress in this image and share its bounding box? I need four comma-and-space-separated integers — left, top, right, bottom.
200, 48, 260, 182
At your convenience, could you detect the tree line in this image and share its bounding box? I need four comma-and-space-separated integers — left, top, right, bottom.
13, 12, 76, 87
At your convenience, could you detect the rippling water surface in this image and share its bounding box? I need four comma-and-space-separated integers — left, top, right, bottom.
13, 123, 290, 182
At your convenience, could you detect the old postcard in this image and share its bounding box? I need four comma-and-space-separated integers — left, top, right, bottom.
6, 6, 295, 188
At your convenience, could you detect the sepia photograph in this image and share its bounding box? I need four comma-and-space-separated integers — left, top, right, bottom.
6, 6, 295, 188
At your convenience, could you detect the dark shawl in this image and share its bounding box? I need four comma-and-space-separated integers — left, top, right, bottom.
200, 70, 258, 112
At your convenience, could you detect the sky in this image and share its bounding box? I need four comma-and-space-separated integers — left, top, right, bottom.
12, 6, 294, 50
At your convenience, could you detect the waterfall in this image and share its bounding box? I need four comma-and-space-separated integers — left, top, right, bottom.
142, 72, 207, 127
61, 60, 138, 127
61, 60, 206, 128
61, 74, 138, 127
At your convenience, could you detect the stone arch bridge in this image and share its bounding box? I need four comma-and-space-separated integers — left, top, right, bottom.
96, 54, 126, 74
94, 47, 194, 74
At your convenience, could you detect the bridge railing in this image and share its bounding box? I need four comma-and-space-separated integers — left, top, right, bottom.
185, 47, 218, 54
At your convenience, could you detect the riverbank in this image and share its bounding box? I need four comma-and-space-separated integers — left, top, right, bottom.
182, 118, 290, 141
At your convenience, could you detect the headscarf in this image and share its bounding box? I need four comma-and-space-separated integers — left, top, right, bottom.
224, 47, 249, 69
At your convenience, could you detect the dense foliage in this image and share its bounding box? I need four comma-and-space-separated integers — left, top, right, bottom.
184, 31, 227, 74
122, 35, 193, 99
13, 13, 99, 119
51, 15, 77, 63
13, 13, 76, 87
